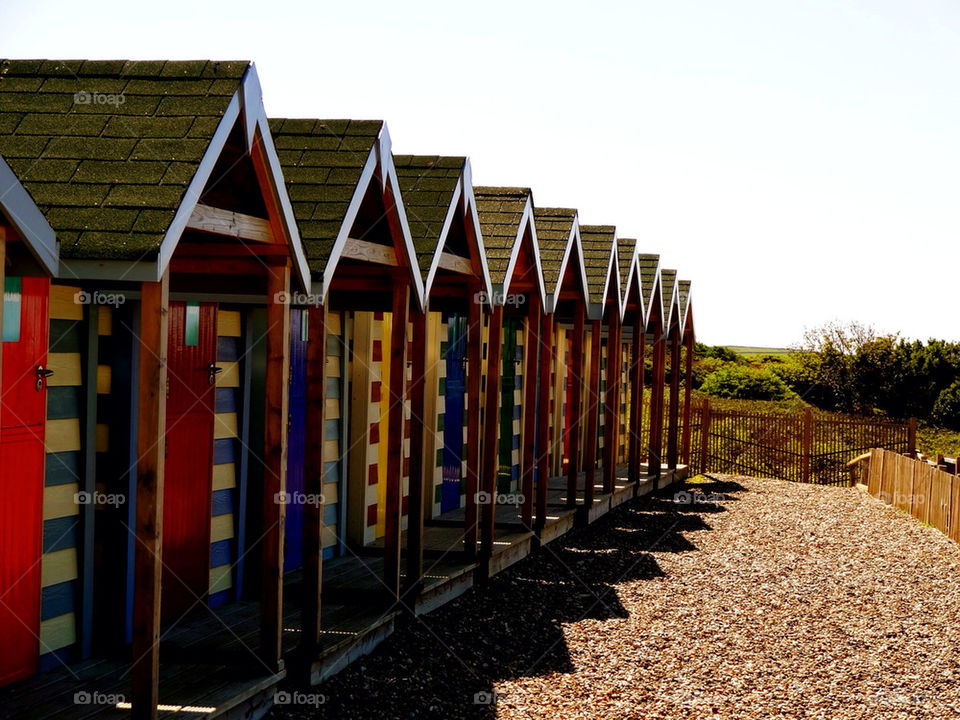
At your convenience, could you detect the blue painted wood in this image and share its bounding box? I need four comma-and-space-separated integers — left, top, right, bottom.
208, 589, 230, 609
45, 451, 81, 486
284, 308, 308, 572
209, 538, 232, 568
43, 516, 78, 553
215, 387, 237, 413
442, 314, 467, 513
40, 581, 75, 620
217, 335, 241, 362
37, 646, 72, 671
211, 488, 235, 517
213, 437, 235, 465
77, 302, 98, 659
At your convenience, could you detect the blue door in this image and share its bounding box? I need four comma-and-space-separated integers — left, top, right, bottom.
441, 314, 467, 513
284, 308, 308, 571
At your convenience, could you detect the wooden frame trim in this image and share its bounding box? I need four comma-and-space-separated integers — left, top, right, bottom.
342, 237, 399, 266
186, 204, 273, 244
480, 305, 504, 560
566, 303, 585, 506
583, 319, 602, 506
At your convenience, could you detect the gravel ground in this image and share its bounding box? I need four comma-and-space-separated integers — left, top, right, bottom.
269, 476, 960, 720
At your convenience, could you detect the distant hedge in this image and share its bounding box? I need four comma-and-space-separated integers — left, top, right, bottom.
699, 365, 797, 401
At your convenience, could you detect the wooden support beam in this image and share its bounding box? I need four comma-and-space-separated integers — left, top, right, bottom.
566, 304, 585, 507
648, 323, 665, 479
535, 313, 554, 530
629, 316, 644, 482
464, 295, 483, 558
583, 319, 602, 506
436, 252, 473, 275
342, 237, 399, 266
384, 282, 409, 597
132, 273, 169, 720
603, 314, 621, 493
186, 203, 274, 243
681, 332, 695, 466
480, 304, 504, 560
405, 309, 427, 597
301, 303, 327, 655
79, 300, 98, 659
520, 293, 540, 529
667, 328, 682, 469
261, 264, 290, 668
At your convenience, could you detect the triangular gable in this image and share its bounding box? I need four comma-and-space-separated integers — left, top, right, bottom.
270, 119, 424, 308
0, 155, 57, 274
533, 207, 588, 313
474, 187, 546, 306
636, 254, 661, 331
678, 280, 694, 339
660, 269, 680, 333
578, 224, 620, 320
617, 237, 639, 322
393, 155, 492, 306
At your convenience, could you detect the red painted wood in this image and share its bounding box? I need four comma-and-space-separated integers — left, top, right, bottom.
0, 276, 48, 686
161, 302, 217, 621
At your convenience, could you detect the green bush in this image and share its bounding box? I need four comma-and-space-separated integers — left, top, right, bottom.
932, 381, 960, 430
699, 365, 797, 401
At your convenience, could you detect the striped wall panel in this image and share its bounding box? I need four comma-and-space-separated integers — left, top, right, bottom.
322, 311, 344, 559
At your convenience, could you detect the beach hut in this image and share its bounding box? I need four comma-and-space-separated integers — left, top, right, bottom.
0, 58, 310, 718
677, 280, 696, 466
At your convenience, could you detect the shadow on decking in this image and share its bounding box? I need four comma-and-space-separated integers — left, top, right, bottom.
269, 477, 745, 720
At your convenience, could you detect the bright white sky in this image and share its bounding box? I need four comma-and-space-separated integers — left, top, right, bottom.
2, 0, 959, 347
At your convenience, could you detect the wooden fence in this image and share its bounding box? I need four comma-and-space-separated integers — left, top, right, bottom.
863, 448, 960, 543
690, 401, 914, 486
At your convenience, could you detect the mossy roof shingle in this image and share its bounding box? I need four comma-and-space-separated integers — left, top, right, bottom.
0, 59, 249, 260
660, 269, 678, 327
578, 224, 617, 307
678, 280, 691, 330
617, 236, 636, 304
393, 154, 464, 276
473, 186, 530, 287
268, 118, 383, 275
532, 207, 576, 294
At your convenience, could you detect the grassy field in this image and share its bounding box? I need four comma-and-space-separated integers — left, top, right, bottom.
723, 345, 792, 358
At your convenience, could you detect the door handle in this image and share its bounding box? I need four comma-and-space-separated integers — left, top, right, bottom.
36, 365, 54, 391
207, 363, 223, 385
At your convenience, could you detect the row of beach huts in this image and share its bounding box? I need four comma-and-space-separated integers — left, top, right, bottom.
0, 60, 696, 719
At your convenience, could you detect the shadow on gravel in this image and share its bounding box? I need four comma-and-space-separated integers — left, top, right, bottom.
269, 479, 745, 720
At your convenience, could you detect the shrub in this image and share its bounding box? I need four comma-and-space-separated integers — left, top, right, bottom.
932, 381, 960, 430
699, 365, 797, 401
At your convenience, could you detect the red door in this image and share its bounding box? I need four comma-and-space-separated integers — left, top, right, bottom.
0, 276, 49, 685
162, 302, 217, 622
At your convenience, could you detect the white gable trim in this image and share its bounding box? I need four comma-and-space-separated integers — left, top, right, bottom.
0, 156, 59, 275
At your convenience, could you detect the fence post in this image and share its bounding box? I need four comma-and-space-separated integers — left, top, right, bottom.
907, 417, 917, 459
699, 399, 711, 475
801, 407, 813, 483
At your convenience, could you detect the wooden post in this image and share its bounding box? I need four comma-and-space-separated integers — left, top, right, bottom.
667, 329, 681, 469
603, 313, 621, 493
261, 263, 290, 668
680, 332, 694, 466
583, 319, 602, 506
405, 309, 427, 596
465, 293, 483, 558
132, 273, 169, 720
566, 303, 585, 506
480, 304, 504, 560
908, 417, 917, 458
648, 323, 665, 478
699, 398, 711, 475
384, 280, 410, 598
520, 293, 540, 529
801, 407, 814, 483
535, 314, 554, 530
629, 316, 644, 481
301, 303, 327, 654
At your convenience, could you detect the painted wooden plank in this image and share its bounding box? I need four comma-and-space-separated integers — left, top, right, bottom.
212, 462, 237, 490
95, 423, 109, 452
43, 516, 79, 552
216, 360, 240, 387
43, 482, 80, 520
50, 284, 83, 320
47, 385, 82, 420
342, 237, 398, 266
46, 352, 83, 386
208, 565, 233, 595
210, 513, 235, 542
39, 612, 76, 652
187, 203, 273, 244
97, 364, 111, 394
42, 547, 78, 586
46, 418, 82, 453
214, 411, 239, 439
41, 580, 75, 620
217, 309, 243, 337
97, 305, 112, 335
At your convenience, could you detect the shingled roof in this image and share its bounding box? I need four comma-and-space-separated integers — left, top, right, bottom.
617, 236, 637, 313
578, 224, 619, 316
269, 119, 422, 305
660, 269, 679, 329
393, 154, 463, 275
0, 59, 250, 266
677, 279, 692, 334
637, 254, 661, 329
474, 186, 544, 300
532, 206, 585, 309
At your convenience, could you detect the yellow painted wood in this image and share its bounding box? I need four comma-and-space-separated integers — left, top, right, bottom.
376, 310, 390, 537
49, 284, 82, 321
323, 438, 339, 459
323, 481, 339, 505
214, 412, 238, 439
96, 365, 111, 394
210, 513, 235, 543
212, 463, 236, 490
96, 423, 108, 453
43, 482, 80, 520
347, 311, 372, 545
97, 306, 112, 335
217, 310, 242, 337
41, 548, 78, 587
39, 612, 76, 652
216, 361, 240, 387
46, 353, 82, 387
208, 565, 232, 594
325, 397, 339, 420
46, 418, 81, 453
327, 310, 342, 335
321, 526, 337, 548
